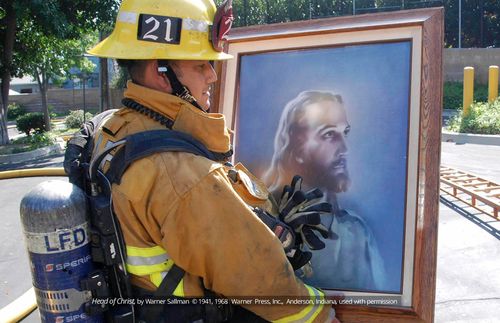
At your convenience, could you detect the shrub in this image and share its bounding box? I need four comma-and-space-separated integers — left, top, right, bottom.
443, 82, 462, 110
448, 98, 500, 134
443, 82, 489, 110
65, 110, 94, 129
29, 132, 56, 149
12, 132, 56, 152
16, 112, 47, 136
48, 104, 57, 119
7, 103, 26, 120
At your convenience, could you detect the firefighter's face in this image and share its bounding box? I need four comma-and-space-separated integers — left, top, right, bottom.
170, 60, 217, 111
293, 100, 351, 193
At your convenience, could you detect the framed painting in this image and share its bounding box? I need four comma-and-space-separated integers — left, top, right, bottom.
215, 7, 443, 323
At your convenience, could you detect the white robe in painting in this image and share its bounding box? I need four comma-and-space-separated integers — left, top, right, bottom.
304, 208, 386, 291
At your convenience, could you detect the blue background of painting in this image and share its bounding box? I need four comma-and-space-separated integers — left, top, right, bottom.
234, 41, 411, 293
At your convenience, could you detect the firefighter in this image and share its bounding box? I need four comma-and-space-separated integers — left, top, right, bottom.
87, 0, 339, 321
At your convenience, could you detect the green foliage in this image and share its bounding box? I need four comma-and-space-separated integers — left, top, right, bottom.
111, 66, 130, 89
218, 0, 353, 27
7, 103, 26, 121
65, 110, 94, 129
474, 83, 489, 102
0, 0, 119, 143
48, 105, 58, 119
443, 82, 490, 110
213, 0, 500, 48
14, 20, 98, 87
444, 0, 500, 48
443, 82, 463, 110
448, 98, 500, 134
12, 132, 56, 152
16, 113, 47, 136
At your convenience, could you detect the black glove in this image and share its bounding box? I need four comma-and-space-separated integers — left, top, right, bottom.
252, 207, 309, 271
252, 207, 295, 253
279, 176, 332, 250
287, 249, 312, 271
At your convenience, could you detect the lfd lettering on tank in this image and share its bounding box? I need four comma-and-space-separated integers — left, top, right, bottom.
23, 223, 89, 254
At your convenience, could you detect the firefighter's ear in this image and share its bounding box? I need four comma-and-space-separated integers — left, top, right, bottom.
139, 60, 172, 93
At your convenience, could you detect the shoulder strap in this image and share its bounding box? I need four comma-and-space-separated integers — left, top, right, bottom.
104, 129, 220, 185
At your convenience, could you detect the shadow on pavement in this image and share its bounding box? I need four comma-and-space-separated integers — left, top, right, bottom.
440, 194, 500, 241
0, 154, 65, 172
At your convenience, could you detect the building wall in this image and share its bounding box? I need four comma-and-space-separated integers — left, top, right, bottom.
9, 88, 124, 114
444, 48, 500, 84
10, 83, 39, 94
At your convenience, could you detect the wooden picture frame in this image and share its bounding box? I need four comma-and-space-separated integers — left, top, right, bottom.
215, 8, 443, 323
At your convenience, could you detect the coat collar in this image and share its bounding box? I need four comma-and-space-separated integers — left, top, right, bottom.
124, 81, 231, 154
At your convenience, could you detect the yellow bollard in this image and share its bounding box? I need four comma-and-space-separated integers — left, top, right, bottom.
463, 66, 474, 116
489, 65, 499, 103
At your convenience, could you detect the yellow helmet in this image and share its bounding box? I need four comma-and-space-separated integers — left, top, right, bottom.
88, 0, 233, 60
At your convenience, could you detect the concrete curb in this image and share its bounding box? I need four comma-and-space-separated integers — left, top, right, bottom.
0, 141, 65, 165
442, 130, 500, 146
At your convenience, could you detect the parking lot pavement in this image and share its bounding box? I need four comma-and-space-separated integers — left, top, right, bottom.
437, 142, 500, 323
0, 154, 64, 171
441, 141, 500, 183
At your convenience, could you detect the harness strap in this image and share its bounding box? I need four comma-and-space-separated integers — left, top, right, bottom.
105, 130, 218, 185
154, 264, 186, 297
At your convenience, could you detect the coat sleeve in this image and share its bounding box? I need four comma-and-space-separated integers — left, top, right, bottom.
156, 167, 332, 322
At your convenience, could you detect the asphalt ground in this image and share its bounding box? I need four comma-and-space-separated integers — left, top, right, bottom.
0, 142, 499, 322
436, 142, 500, 323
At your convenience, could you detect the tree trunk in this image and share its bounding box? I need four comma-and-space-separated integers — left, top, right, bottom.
35, 70, 51, 131
99, 32, 110, 112
99, 57, 110, 112
243, 0, 248, 26
265, 0, 271, 24
0, 0, 16, 145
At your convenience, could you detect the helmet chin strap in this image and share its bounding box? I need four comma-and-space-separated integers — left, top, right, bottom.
157, 60, 205, 111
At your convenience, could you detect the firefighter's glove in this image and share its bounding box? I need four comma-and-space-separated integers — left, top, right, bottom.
286, 249, 312, 271
279, 176, 333, 250
252, 207, 295, 253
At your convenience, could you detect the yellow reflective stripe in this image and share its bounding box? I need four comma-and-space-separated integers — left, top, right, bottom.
150, 272, 164, 286
173, 278, 184, 297
274, 285, 324, 323
127, 253, 168, 266
150, 272, 185, 297
124, 245, 184, 298
127, 260, 173, 276
125, 245, 172, 276
126, 245, 168, 257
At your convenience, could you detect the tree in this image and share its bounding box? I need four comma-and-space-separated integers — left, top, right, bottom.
222, 1, 499, 48
14, 21, 96, 131
0, 0, 119, 144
